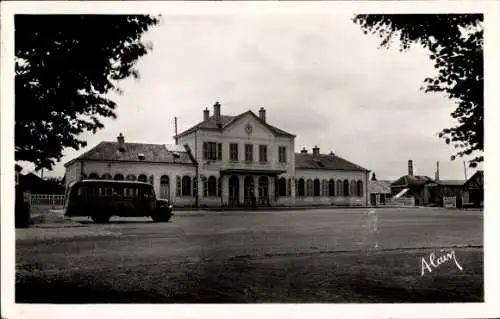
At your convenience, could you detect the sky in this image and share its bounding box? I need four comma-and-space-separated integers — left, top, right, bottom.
18, 11, 483, 181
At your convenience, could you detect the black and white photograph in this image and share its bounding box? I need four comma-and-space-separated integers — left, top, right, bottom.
1, 1, 499, 318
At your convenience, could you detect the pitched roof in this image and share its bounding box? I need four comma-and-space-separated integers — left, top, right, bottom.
65, 141, 195, 166
392, 175, 434, 187
176, 111, 295, 138
436, 180, 466, 186
294, 153, 369, 171
369, 180, 392, 194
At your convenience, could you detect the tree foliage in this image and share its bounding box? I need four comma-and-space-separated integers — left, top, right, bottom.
353, 14, 483, 167
15, 15, 159, 170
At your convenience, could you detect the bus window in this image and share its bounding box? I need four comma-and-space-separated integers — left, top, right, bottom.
77, 186, 88, 197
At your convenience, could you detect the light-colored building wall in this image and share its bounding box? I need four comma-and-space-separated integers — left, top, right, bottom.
66, 160, 197, 207
294, 168, 370, 206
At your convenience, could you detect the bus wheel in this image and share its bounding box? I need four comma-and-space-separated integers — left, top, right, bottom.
91, 214, 110, 223
151, 210, 171, 223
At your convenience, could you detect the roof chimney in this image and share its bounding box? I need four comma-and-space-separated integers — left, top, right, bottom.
213, 101, 221, 125
329, 150, 335, 159
259, 107, 266, 122
435, 161, 440, 181
203, 108, 210, 121
408, 160, 414, 176
117, 133, 125, 151
300, 147, 308, 154
312, 145, 320, 158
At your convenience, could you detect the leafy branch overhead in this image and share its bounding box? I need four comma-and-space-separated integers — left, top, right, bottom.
15, 15, 159, 170
353, 14, 483, 167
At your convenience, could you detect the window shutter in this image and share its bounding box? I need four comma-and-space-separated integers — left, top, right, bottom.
203, 142, 208, 160
217, 177, 222, 197
217, 143, 222, 160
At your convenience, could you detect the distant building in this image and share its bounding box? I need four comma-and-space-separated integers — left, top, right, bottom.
368, 180, 391, 206
463, 170, 484, 208
391, 160, 434, 206
424, 180, 466, 207
64, 102, 371, 207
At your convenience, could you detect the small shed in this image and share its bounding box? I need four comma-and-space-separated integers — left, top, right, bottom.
369, 180, 392, 205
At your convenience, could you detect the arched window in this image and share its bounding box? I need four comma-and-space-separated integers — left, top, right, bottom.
357, 180, 364, 196
350, 180, 357, 197
298, 178, 305, 197
313, 179, 320, 197
328, 179, 335, 196
321, 179, 328, 196
182, 176, 191, 196
160, 175, 170, 199
208, 176, 217, 196
114, 173, 124, 181
287, 178, 292, 197
343, 179, 349, 196
306, 179, 313, 196
278, 177, 287, 197
102, 173, 112, 180
336, 180, 343, 196
138, 174, 148, 183
89, 172, 99, 179
126, 174, 136, 181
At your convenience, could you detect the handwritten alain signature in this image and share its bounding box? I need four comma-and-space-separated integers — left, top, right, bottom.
421, 249, 464, 276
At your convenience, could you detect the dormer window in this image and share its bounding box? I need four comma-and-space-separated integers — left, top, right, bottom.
138, 153, 145, 160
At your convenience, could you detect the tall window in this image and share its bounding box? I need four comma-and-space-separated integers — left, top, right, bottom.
297, 178, 305, 197
343, 179, 349, 197
230, 143, 238, 161
328, 179, 335, 196
203, 142, 220, 160
245, 144, 253, 161
102, 173, 112, 180
313, 179, 321, 197
126, 174, 136, 181
114, 173, 124, 181
182, 176, 191, 196
89, 173, 99, 179
350, 180, 357, 197
336, 180, 343, 196
208, 176, 217, 196
279, 146, 287, 163
259, 145, 268, 162
357, 180, 364, 196
306, 179, 314, 196
138, 174, 148, 183
278, 177, 287, 197
322, 179, 328, 196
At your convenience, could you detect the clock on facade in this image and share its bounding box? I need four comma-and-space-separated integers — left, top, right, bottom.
245, 123, 253, 135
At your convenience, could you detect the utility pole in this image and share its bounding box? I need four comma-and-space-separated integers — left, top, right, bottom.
174, 117, 178, 145
463, 161, 468, 181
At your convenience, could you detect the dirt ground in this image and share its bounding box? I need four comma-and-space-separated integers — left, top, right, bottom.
16, 208, 483, 303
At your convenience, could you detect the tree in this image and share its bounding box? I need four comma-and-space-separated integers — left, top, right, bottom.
353, 14, 483, 167
371, 172, 377, 181
15, 15, 159, 170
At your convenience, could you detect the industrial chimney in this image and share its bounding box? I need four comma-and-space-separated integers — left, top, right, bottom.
408, 160, 414, 176
435, 161, 440, 181
259, 107, 266, 122
203, 108, 210, 121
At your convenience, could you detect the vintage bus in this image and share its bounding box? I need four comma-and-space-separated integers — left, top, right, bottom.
64, 180, 173, 223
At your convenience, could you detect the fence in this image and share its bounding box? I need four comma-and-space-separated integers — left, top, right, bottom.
385, 197, 416, 207
24, 193, 65, 208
